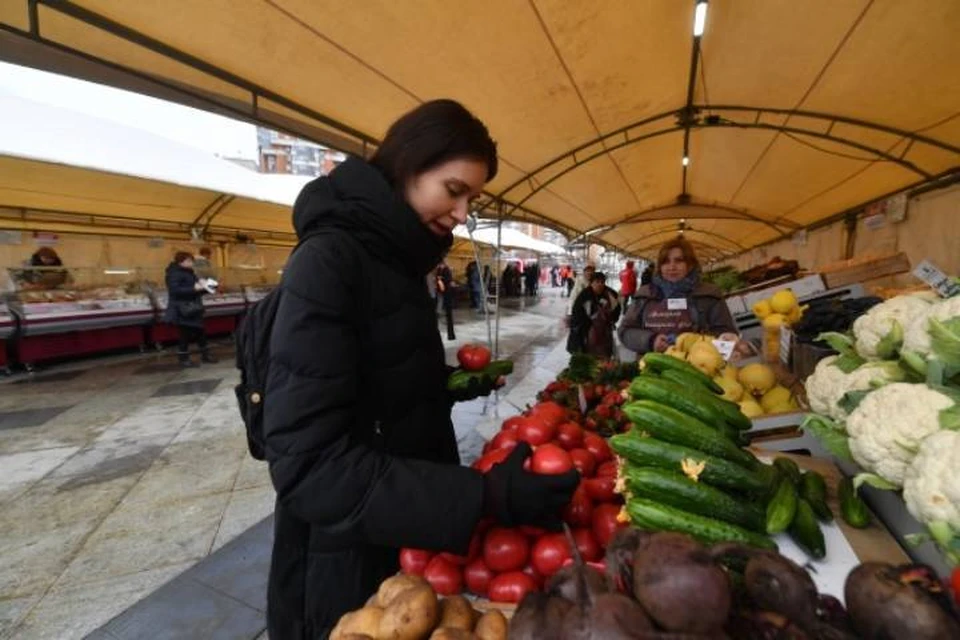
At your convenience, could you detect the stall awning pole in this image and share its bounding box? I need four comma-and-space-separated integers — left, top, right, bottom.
494, 202, 503, 360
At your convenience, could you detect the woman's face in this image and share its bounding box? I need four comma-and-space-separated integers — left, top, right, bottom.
405, 158, 488, 237
660, 248, 690, 283
180, 257, 195, 270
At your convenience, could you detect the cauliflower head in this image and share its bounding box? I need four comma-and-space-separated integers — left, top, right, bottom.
805, 357, 903, 421
902, 295, 960, 356
902, 429, 960, 530
853, 295, 932, 360
846, 382, 956, 487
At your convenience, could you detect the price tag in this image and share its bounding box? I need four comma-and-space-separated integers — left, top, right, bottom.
913, 260, 960, 298
667, 298, 688, 311
712, 340, 737, 362
779, 326, 793, 365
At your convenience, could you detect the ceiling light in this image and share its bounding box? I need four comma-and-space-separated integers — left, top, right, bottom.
693, 1, 708, 37
103, 269, 131, 275
682, 156, 690, 166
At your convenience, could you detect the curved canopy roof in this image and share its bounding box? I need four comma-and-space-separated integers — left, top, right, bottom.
1, 0, 958, 260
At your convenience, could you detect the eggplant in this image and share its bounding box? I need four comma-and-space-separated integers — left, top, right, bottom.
845, 562, 960, 639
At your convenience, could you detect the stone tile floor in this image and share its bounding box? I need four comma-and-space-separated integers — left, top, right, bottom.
0, 288, 595, 640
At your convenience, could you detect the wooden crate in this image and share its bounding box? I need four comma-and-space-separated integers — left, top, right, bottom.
820, 252, 911, 289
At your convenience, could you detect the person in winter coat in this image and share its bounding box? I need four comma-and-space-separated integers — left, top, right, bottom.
619, 238, 738, 356
566, 263, 595, 316
164, 252, 216, 367
568, 272, 621, 357
466, 260, 483, 310
619, 260, 638, 301
262, 100, 579, 639
436, 259, 456, 340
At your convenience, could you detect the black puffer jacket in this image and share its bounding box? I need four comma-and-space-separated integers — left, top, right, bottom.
264, 157, 485, 639
163, 262, 204, 328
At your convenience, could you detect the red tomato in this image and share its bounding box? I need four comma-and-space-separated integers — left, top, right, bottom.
502, 415, 525, 434
483, 527, 530, 573
584, 476, 617, 503
583, 433, 613, 463
530, 533, 571, 578
568, 448, 597, 478
555, 422, 584, 450
517, 416, 557, 446
489, 429, 519, 452
592, 503, 626, 547
596, 460, 618, 478
529, 401, 567, 427
563, 484, 594, 527
463, 557, 494, 597
531, 444, 574, 475
522, 562, 545, 589
472, 448, 512, 474
951, 567, 960, 607
572, 528, 602, 562
439, 531, 482, 566
423, 555, 463, 595
399, 548, 433, 576
457, 344, 492, 371
488, 572, 538, 603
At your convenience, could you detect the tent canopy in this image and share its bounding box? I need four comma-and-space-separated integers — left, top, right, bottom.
1, 0, 958, 260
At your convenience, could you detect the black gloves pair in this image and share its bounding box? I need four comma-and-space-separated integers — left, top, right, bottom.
482, 442, 580, 531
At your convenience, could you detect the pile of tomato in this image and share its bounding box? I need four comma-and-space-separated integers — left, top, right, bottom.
399, 401, 627, 603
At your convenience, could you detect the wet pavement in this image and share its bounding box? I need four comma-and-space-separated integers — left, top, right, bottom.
0, 287, 588, 640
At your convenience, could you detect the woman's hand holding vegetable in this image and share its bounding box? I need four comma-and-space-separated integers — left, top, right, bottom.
483, 441, 580, 531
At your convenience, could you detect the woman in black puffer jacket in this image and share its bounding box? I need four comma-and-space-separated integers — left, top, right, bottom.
164, 252, 215, 367
262, 100, 578, 638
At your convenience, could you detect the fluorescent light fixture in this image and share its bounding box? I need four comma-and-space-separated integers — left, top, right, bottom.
103, 269, 131, 275
693, 1, 708, 37
682, 156, 690, 166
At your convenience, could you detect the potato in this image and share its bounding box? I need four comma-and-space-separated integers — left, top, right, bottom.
378, 574, 430, 608
437, 595, 476, 631
378, 585, 440, 640
473, 610, 508, 640
429, 628, 476, 640
329, 606, 383, 639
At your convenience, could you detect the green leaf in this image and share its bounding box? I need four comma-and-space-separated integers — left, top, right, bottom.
853, 473, 899, 491
800, 414, 853, 462
926, 521, 960, 566
838, 389, 871, 415
929, 317, 960, 369
818, 332, 855, 354
835, 353, 866, 373
899, 350, 929, 381
903, 532, 931, 547
875, 319, 905, 360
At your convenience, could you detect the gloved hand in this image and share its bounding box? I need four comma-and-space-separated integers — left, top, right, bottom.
447, 369, 505, 403
482, 442, 580, 531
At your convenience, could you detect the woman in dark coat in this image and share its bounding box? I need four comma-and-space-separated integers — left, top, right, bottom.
263, 100, 578, 638
568, 272, 621, 357
164, 252, 215, 367
619, 237, 739, 356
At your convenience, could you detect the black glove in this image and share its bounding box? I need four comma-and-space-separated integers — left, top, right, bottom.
482, 442, 580, 531
447, 368, 504, 403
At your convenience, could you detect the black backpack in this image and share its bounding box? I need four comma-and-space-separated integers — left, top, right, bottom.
234, 229, 364, 460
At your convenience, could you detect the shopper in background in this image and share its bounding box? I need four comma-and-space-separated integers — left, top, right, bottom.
262, 100, 577, 638
164, 251, 216, 367
568, 271, 621, 356
619, 237, 738, 356
25, 246, 70, 288
619, 259, 638, 302
640, 262, 654, 286
567, 263, 595, 315
193, 246, 214, 277
466, 260, 483, 310
436, 259, 456, 340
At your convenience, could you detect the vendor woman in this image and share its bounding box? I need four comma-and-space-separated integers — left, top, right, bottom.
619, 237, 739, 355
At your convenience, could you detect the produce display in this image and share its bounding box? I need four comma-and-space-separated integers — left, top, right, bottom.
801, 291, 960, 566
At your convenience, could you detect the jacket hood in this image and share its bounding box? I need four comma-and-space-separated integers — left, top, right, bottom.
291, 156, 452, 276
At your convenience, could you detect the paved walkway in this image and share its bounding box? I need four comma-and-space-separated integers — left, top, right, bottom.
0, 288, 579, 640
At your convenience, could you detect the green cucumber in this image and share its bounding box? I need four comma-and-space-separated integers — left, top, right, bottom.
789, 498, 826, 559
627, 376, 727, 427
642, 352, 725, 394
766, 478, 798, 534
658, 370, 753, 431
609, 433, 767, 494
623, 400, 758, 468
838, 477, 871, 528
773, 457, 802, 486
623, 466, 765, 532
800, 471, 833, 522
446, 360, 514, 391
626, 497, 777, 549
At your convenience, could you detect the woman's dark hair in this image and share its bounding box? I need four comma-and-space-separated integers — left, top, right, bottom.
657, 237, 701, 274
173, 251, 194, 265
370, 99, 498, 188
591, 272, 607, 283
32, 247, 61, 265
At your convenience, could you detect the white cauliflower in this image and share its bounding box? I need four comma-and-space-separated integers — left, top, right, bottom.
853, 294, 932, 360
845, 382, 956, 487
903, 295, 960, 355
804, 356, 903, 421
902, 429, 960, 531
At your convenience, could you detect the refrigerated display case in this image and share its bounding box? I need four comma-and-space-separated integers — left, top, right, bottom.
0, 298, 16, 371
4, 267, 153, 366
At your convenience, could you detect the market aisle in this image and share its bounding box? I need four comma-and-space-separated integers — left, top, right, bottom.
0, 289, 575, 640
